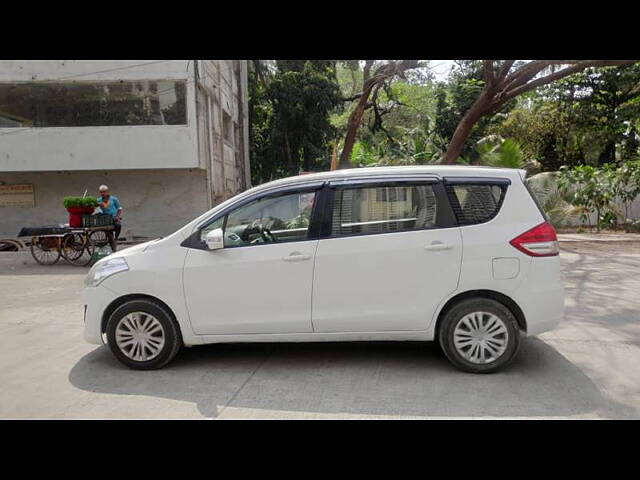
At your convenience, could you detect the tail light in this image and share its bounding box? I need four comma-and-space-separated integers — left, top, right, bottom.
509, 221, 559, 257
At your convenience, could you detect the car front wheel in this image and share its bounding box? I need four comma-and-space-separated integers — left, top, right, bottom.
106, 299, 182, 370
438, 298, 521, 373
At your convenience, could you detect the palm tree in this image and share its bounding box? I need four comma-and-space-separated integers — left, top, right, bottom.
476, 136, 526, 169
526, 172, 583, 228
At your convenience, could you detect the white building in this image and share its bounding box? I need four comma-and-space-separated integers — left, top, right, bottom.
0, 60, 251, 239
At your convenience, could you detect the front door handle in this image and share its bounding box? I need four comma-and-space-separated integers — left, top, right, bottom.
282, 253, 312, 262
424, 242, 453, 251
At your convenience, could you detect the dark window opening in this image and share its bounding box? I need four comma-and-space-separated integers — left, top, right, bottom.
332, 184, 438, 237
222, 111, 233, 143
445, 183, 507, 225
0, 81, 187, 128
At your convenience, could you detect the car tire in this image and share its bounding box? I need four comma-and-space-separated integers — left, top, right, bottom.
106, 299, 182, 370
438, 298, 521, 373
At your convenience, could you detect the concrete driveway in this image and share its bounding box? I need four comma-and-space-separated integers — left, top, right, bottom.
0, 243, 638, 419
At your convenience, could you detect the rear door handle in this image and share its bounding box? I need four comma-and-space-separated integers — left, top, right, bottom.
424, 242, 453, 251
282, 253, 312, 262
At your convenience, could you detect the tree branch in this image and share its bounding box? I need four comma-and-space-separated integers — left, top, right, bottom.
338, 59, 421, 168
483, 60, 495, 88
362, 60, 375, 84
341, 93, 363, 102
502, 60, 639, 101
496, 60, 515, 81
443, 59, 640, 164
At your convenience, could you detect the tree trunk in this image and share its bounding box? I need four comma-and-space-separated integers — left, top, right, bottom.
338, 85, 375, 169
284, 128, 296, 176
337, 60, 419, 169
442, 95, 491, 164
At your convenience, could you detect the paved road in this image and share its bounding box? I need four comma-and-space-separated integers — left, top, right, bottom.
0, 246, 638, 419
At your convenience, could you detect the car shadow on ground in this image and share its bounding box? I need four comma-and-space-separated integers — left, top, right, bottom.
69, 337, 635, 419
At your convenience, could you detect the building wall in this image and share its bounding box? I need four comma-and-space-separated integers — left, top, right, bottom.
0, 60, 199, 172
0, 169, 209, 238
0, 60, 251, 239
195, 60, 251, 206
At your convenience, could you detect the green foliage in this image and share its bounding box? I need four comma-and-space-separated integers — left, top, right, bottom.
557, 165, 617, 231
64, 197, 98, 209
249, 60, 640, 189
605, 159, 640, 225
554, 64, 640, 164
557, 160, 640, 232
492, 64, 640, 171
332, 62, 441, 165
526, 173, 582, 228
350, 140, 379, 166
249, 61, 342, 183
488, 101, 581, 171
434, 61, 517, 162
476, 136, 526, 169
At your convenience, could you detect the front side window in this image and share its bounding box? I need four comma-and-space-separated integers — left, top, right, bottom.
200, 190, 317, 248
331, 184, 438, 236
0, 81, 187, 128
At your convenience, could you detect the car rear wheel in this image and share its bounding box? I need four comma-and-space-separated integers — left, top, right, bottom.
438, 298, 521, 373
106, 299, 182, 370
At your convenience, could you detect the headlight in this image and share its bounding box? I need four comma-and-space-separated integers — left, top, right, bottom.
85, 257, 129, 287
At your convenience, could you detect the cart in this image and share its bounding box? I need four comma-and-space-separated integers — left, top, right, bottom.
18, 215, 115, 266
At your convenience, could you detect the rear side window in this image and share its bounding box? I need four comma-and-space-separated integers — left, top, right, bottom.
331, 184, 437, 236
445, 183, 507, 225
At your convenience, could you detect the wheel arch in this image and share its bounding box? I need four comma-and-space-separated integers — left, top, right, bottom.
434, 290, 527, 338
101, 293, 179, 335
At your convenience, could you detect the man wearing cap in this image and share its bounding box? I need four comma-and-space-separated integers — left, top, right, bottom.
97, 184, 123, 251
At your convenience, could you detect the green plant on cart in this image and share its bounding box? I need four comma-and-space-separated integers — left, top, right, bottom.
63, 197, 99, 209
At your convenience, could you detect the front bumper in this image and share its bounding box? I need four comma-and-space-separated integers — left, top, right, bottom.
83, 284, 118, 345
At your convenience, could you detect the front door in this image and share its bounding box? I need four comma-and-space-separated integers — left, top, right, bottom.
311, 182, 462, 332
183, 189, 319, 335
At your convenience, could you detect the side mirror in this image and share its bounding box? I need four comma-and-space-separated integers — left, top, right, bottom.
205, 228, 224, 250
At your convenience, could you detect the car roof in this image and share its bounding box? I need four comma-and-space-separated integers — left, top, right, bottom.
248, 165, 524, 194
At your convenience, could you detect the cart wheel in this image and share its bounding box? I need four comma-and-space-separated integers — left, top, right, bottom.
88, 230, 109, 248
30, 236, 61, 265
62, 233, 94, 266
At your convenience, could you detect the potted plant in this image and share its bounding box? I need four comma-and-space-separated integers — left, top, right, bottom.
64, 196, 98, 227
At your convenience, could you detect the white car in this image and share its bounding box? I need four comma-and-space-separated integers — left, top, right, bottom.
83, 166, 564, 373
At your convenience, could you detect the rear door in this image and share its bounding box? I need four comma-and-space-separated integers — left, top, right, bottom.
311, 179, 462, 333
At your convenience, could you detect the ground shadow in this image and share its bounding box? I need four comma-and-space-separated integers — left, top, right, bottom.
69, 338, 636, 419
